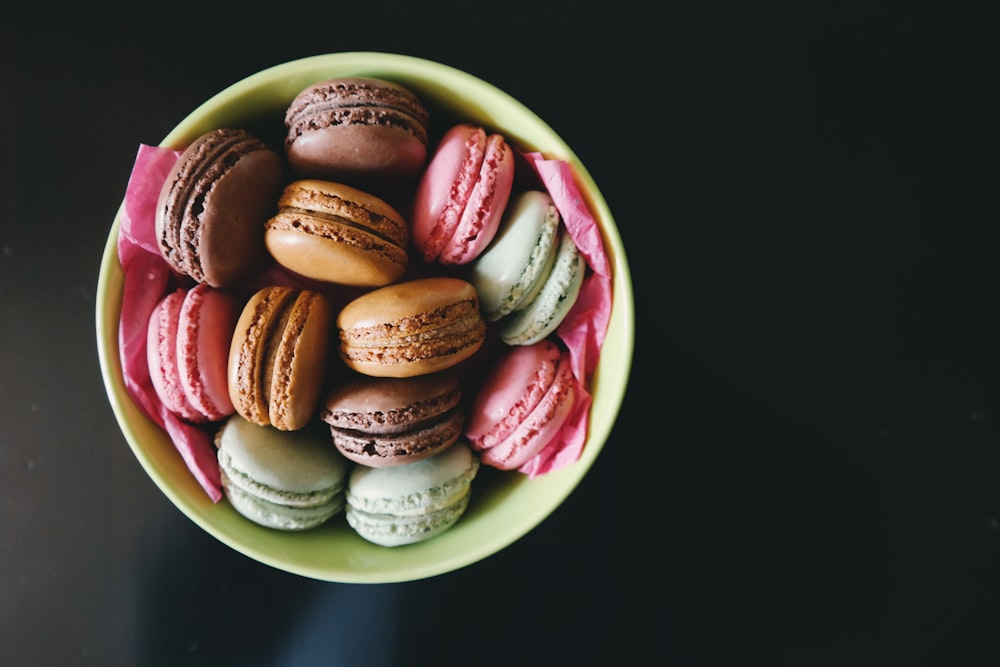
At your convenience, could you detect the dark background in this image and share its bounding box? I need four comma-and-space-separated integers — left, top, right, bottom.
4, 1, 1000, 665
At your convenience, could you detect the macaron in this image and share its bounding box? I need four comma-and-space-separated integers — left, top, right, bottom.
464, 339, 577, 471
146, 284, 239, 423
337, 277, 486, 378
411, 123, 515, 265
320, 371, 464, 467
284, 77, 430, 183
228, 286, 331, 431
345, 439, 480, 547
216, 415, 350, 531
155, 127, 286, 288
264, 179, 409, 287
470, 190, 586, 345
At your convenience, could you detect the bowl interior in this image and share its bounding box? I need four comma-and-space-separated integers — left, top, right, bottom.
96, 52, 635, 583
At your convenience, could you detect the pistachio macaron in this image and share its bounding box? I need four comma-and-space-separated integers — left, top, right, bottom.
470, 190, 585, 346
216, 415, 350, 531
345, 439, 480, 546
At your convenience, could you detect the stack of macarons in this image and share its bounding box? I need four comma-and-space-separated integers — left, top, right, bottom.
135, 74, 597, 543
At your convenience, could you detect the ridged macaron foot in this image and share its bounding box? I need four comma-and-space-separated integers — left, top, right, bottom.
320, 371, 464, 467
411, 123, 515, 265
284, 77, 430, 183
337, 277, 486, 378
146, 285, 239, 423
345, 439, 480, 546
471, 190, 586, 346
216, 415, 350, 531
264, 180, 409, 287
464, 339, 577, 471
155, 127, 286, 288
228, 286, 331, 431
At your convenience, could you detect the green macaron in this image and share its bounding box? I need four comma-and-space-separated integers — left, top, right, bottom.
470, 190, 585, 346
216, 415, 350, 531
345, 440, 480, 547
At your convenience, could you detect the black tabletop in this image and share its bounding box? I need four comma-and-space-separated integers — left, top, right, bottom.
5, 2, 1000, 666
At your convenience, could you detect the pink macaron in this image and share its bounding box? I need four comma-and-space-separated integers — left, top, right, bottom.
410, 123, 515, 265
464, 339, 577, 471
147, 284, 239, 423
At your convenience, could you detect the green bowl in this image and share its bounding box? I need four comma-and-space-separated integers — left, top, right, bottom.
95, 52, 634, 583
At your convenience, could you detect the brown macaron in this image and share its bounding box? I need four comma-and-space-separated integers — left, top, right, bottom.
228, 286, 331, 431
284, 77, 430, 183
320, 371, 464, 467
155, 128, 286, 288
264, 180, 409, 287
337, 277, 486, 378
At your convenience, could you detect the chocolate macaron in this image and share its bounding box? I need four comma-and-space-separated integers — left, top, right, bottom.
337, 277, 487, 378
155, 128, 286, 288
321, 371, 464, 467
284, 77, 430, 183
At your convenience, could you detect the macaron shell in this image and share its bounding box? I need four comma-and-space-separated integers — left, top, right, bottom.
196, 148, 286, 288
346, 491, 471, 547
267, 290, 331, 430
155, 128, 285, 288
321, 372, 462, 434
439, 132, 514, 265
228, 287, 331, 430
146, 290, 204, 422
216, 416, 349, 531
465, 339, 561, 448
498, 228, 586, 346
328, 408, 463, 468
479, 356, 577, 470
346, 440, 479, 516
176, 284, 238, 421
411, 124, 515, 265
337, 277, 486, 378
284, 77, 429, 182
471, 190, 561, 320
221, 471, 345, 531
216, 416, 348, 498
265, 180, 408, 286
411, 124, 484, 260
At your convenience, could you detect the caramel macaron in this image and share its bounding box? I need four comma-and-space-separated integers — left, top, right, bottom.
228, 286, 331, 430
265, 180, 409, 287
337, 277, 486, 378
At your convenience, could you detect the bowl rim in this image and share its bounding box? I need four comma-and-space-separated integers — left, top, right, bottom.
95, 51, 635, 583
